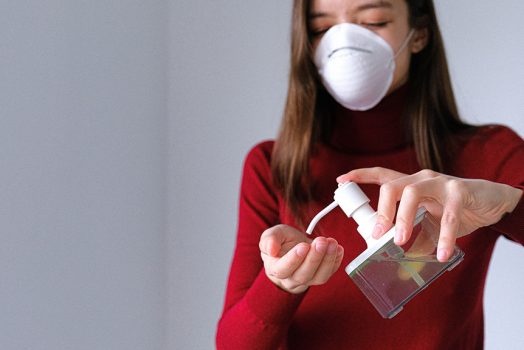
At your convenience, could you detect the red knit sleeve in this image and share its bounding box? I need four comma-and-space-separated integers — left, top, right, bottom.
216, 142, 305, 349
484, 126, 524, 245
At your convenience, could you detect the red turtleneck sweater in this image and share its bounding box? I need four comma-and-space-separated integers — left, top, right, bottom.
216, 87, 524, 349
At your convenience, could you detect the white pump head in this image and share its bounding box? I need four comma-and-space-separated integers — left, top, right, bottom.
335, 183, 378, 243
306, 182, 378, 243
333, 182, 370, 217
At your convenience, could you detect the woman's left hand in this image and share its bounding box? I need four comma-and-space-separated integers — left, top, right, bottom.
337, 167, 523, 262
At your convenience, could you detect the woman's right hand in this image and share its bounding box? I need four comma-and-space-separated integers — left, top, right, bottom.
259, 225, 344, 294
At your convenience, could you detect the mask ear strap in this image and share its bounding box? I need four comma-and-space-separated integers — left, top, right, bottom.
393, 29, 416, 59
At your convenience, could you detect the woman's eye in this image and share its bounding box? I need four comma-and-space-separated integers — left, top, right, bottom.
311, 28, 329, 37
363, 21, 389, 28
310, 20, 390, 37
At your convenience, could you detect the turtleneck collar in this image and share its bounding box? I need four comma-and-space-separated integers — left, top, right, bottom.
328, 83, 410, 154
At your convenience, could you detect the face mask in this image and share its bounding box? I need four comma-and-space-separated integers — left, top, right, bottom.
314, 23, 414, 111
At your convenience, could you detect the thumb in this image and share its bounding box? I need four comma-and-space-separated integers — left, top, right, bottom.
259, 224, 303, 257
259, 225, 286, 257
262, 236, 281, 257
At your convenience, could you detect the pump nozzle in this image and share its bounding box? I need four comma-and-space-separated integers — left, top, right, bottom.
306, 182, 376, 238
306, 201, 338, 235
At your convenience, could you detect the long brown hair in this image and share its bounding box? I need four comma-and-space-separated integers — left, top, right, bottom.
271, 0, 473, 217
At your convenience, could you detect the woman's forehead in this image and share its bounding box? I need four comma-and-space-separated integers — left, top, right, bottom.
309, 0, 398, 14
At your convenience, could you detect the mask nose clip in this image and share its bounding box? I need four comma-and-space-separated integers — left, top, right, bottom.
328, 46, 373, 59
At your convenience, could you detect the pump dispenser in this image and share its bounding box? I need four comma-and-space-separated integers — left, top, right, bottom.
306, 182, 464, 318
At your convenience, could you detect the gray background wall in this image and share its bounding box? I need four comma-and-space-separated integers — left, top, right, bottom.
1, 1, 168, 349
1, 1, 522, 350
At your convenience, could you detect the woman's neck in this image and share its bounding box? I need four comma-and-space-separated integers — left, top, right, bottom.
328, 84, 410, 154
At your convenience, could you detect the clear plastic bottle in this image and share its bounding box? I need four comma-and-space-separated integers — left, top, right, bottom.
306, 182, 465, 318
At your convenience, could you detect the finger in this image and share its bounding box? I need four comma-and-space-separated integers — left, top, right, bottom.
377, 172, 443, 243
372, 181, 402, 239
336, 167, 407, 185
263, 243, 311, 279
437, 181, 464, 262
373, 174, 427, 240
331, 245, 344, 274
309, 238, 340, 285
394, 175, 448, 244
259, 224, 304, 257
394, 186, 422, 245
290, 237, 329, 285
259, 227, 281, 257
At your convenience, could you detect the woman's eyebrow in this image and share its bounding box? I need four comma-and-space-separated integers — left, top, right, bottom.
309, 1, 393, 20
356, 0, 394, 12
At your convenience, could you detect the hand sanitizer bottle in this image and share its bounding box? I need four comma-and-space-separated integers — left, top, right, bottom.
306, 182, 464, 318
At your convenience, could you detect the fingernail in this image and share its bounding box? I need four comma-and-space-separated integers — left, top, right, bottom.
394, 227, 405, 245
437, 248, 448, 261
295, 245, 308, 257
372, 224, 385, 239
327, 242, 337, 254
336, 246, 344, 256
315, 239, 328, 253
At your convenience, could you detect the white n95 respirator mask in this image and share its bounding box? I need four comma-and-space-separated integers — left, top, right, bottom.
314, 22, 414, 111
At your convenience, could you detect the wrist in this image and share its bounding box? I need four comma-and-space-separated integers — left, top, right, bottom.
266, 273, 309, 294
505, 186, 523, 213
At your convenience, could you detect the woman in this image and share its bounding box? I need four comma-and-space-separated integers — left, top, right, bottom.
217, 0, 524, 349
